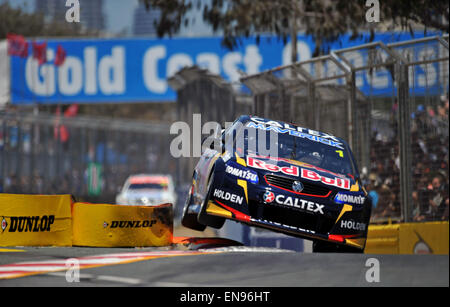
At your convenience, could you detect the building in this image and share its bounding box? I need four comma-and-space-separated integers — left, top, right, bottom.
132, 2, 160, 36
35, 0, 105, 31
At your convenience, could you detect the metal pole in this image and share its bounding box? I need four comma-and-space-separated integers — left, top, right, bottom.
1, 117, 5, 189
347, 71, 357, 155
397, 63, 412, 222
308, 81, 317, 130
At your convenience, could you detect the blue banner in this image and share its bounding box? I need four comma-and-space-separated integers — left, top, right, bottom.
10, 32, 442, 105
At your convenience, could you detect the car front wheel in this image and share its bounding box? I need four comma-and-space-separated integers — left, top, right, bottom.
197, 172, 226, 229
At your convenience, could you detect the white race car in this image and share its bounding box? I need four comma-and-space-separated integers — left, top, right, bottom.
116, 174, 176, 207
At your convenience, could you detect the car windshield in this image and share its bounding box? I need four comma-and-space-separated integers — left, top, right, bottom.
128, 183, 168, 190
233, 124, 356, 176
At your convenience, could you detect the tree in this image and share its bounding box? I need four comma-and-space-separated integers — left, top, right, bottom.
141, 0, 449, 62
0, 2, 97, 39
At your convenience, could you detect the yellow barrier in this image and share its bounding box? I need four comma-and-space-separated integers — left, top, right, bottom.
0, 194, 72, 247
365, 224, 399, 254
365, 221, 449, 255
72, 202, 173, 247
399, 222, 449, 255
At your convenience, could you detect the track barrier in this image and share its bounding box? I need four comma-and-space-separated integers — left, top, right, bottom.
0, 194, 72, 247
0, 194, 173, 247
365, 221, 449, 254
2, 194, 447, 253
72, 202, 173, 247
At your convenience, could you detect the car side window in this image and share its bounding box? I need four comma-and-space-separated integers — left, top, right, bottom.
223, 119, 241, 148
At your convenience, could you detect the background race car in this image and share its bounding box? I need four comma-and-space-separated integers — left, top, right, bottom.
116, 174, 177, 208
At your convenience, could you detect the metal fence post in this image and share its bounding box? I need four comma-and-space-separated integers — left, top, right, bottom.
347, 71, 357, 154
308, 81, 317, 130
397, 63, 412, 222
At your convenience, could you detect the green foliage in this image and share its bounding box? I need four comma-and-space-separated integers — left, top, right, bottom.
0, 2, 97, 39
141, 0, 449, 56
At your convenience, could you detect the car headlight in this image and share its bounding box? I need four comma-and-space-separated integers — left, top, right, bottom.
140, 197, 151, 205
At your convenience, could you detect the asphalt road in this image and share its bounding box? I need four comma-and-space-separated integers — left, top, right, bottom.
0, 246, 448, 287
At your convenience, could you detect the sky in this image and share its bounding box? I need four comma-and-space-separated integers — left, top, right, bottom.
3, 0, 214, 37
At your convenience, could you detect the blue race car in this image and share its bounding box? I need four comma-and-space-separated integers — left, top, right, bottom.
181, 115, 372, 253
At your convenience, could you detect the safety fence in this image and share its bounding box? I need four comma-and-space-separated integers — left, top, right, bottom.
0, 111, 173, 203
240, 35, 449, 224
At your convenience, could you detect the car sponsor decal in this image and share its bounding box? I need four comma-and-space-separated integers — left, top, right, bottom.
301, 168, 350, 190
334, 192, 365, 205
213, 189, 244, 205
340, 220, 367, 231
246, 119, 344, 149
264, 192, 325, 215
248, 153, 348, 179
225, 161, 258, 183
247, 156, 351, 190
247, 156, 299, 176
263, 191, 275, 203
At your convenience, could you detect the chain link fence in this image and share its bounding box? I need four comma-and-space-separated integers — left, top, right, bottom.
388, 36, 449, 223
168, 66, 252, 188
241, 35, 449, 224
0, 111, 173, 203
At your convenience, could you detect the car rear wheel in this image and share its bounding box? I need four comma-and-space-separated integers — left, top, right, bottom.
181, 184, 207, 231
197, 172, 226, 229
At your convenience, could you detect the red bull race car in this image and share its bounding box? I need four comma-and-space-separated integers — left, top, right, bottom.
181, 115, 372, 253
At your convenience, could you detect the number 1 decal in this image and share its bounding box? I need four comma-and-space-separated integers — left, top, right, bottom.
336, 150, 344, 158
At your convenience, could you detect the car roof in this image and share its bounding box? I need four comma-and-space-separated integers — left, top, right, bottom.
239, 115, 347, 144
127, 174, 170, 184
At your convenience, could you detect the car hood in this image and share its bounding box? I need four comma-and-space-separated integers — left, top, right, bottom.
123, 190, 171, 199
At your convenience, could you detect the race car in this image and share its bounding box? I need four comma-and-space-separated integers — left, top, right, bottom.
116, 174, 176, 207
181, 115, 372, 253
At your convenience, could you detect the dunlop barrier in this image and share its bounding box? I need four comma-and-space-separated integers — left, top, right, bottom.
0, 194, 72, 247
365, 221, 449, 254
72, 202, 173, 247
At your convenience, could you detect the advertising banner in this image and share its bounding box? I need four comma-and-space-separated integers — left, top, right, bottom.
9, 32, 439, 105
87, 162, 102, 196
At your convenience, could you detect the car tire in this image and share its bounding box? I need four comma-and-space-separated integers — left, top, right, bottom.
312, 240, 364, 253
181, 184, 207, 231
198, 171, 226, 229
